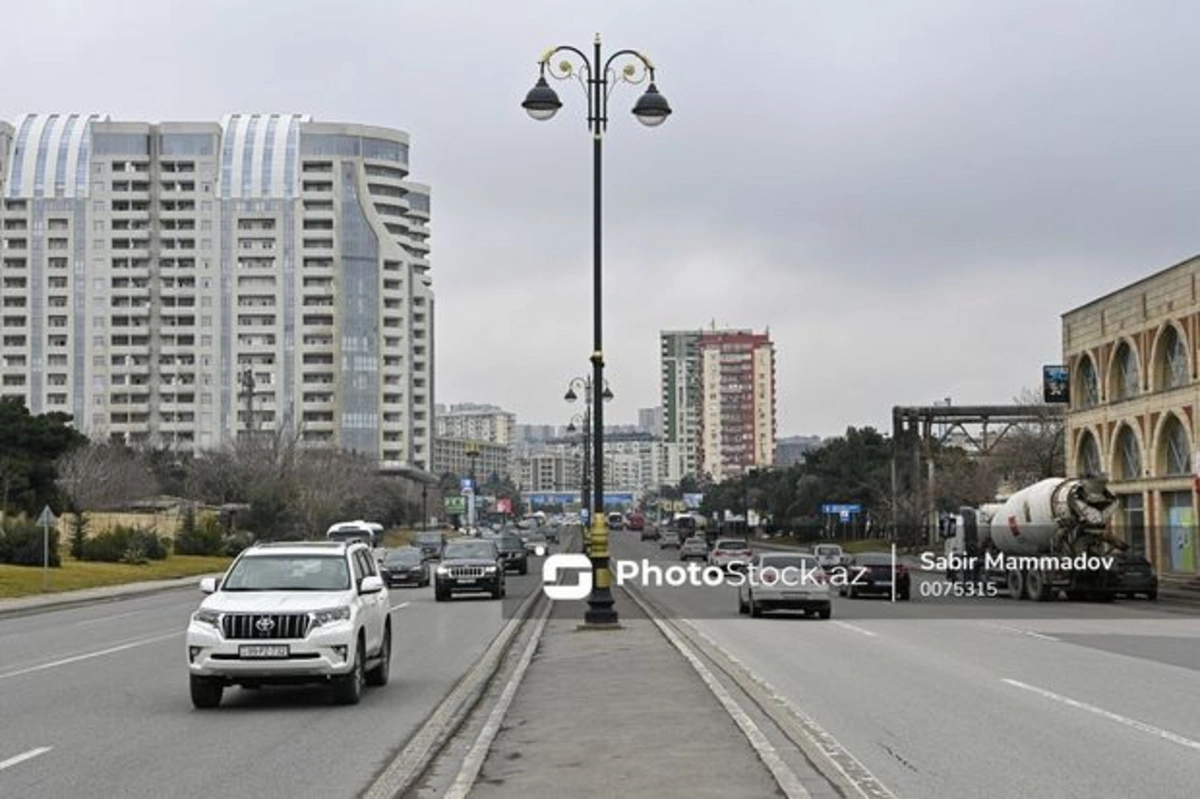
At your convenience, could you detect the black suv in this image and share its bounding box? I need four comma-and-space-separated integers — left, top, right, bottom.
434, 539, 506, 601
414, 531, 446, 562
495, 533, 529, 575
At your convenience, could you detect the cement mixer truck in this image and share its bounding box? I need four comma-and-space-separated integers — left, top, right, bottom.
936, 477, 1128, 601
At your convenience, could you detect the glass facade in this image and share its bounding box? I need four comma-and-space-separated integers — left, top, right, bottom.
161, 133, 216, 156
1120, 494, 1146, 557
92, 133, 151, 156
338, 161, 381, 455
301, 134, 409, 165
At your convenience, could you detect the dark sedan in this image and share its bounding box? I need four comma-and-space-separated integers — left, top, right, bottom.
1116, 554, 1158, 600
837, 552, 911, 600
414, 531, 446, 562
496, 533, 529, 575
380, 547, 429, 587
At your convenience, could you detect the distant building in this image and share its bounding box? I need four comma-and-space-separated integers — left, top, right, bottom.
515, 423, 557, 443
775, 435, 822, 467
432, 437, 511, 482
660, 330, 703, 480
434, 403, 516, 445
638, 406, 664, 437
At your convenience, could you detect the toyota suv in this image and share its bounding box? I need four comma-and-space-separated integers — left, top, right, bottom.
185, 541, 392, 709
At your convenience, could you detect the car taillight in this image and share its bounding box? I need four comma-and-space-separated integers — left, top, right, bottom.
896, 565, 908, 576
812, 570, 827, 584
760, 568, 778, 585
714, 550, 726, 556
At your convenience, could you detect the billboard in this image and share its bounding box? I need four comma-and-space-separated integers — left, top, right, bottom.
1042, 365, 1069, 404
443, 496, 465, 514
682, 493, 704, 510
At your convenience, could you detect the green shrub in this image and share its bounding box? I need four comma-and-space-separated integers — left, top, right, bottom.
222, 530, 255, 557
80, 525, 170, 563
175, 512, 225, 556
0, 516, 62, 567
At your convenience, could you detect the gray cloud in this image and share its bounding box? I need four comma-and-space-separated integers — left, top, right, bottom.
5, 0, 1199, 437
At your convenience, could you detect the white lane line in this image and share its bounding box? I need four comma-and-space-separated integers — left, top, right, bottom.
72, 609, 145, 626
680, 618, 896, 799
389, 601, 411, 612
1002, 678, 1200, 752
988, 624, 1058, 642
0, 631, 180, 681
833, 621, 878, 638
0, 747, 52, 772
443, 599, 553, 799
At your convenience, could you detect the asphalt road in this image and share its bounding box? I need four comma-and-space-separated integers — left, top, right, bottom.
613, 533, 1200, 799
0, 556, 545, 799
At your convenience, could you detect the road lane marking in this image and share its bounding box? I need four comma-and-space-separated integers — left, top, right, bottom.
679, 617, 897, 799
833, 621, 878, 638
0, 631, 179, 681
0, 747, 52, 772
390, 601, 411, 612
443, 599, 553, 799
988, 624, 1058, 642
72, 609, 145, 626
1002, 678, 1200, 752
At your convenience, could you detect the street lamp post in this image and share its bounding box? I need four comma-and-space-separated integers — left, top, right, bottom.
527, 38, 670, 625
465, 443, 480, 533
566, 413, 589, 546
566, 376, 612, 556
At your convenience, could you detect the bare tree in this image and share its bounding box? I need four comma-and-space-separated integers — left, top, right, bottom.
292, 448, 376, 537
56, 442, 159, 512
990, 386, 1066, 487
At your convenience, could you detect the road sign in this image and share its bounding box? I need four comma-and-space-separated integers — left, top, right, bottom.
821, 503, 861, 515
839, 510, 850, 522
37, 505, 58, 527
37, 505, 57, 592
444, 496, 466, 514
460, 477, 474, 492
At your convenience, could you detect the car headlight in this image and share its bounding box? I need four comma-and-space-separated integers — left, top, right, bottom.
192, 608, 220, 628
310, 606, 352, 628
484, 565, 498, 573
436, 565, 450, 575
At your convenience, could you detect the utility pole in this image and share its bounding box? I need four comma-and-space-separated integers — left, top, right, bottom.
240, 367, 256, 439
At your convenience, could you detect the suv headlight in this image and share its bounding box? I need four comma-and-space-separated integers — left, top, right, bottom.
436, 565, 450, 575
310, 606, 352, 628
192, 609, 220, 628
484, 565, 498, 573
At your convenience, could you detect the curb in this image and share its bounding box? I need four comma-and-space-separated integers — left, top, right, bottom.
0, 573, 222, 620
361, 571, 547, 799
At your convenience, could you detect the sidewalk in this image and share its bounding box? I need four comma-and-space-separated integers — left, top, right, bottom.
466, 591, 785, 798
0, 573, 220, 618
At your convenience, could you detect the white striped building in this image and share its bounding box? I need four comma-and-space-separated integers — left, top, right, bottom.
0, 114, 434, 468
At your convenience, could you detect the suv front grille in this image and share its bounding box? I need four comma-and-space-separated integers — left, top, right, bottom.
221, 613, 310, 640
448, 565, 486, 578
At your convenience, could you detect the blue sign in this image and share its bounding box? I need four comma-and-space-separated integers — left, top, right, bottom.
461, 477, 474, 491
821, 503, 862, 515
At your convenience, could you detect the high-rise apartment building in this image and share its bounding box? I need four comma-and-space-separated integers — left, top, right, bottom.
698, 329, 776, 482
660, 327, 776, 484
660, 330, 702, 479
0, 114, 433, 468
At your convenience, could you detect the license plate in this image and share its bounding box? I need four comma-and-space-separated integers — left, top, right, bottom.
457, 578, 477, 585
783, 592, 812, 599
875, 581, 893, 588
239, 644, 289, 658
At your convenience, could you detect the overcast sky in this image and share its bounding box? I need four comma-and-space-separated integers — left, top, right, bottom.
6, 0, 1200, 438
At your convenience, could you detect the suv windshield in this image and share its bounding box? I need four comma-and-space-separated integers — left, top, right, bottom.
444, 542, 497, 560
416, 533, 442, 545
497, 535, 524, 551
223, 554, 350, 591
385, 550, 422, 566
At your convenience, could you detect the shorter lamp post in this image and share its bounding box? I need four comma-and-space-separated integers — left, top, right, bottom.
566, 376, 612, 556
567, 412, 590, 553
465, 443, 480, 533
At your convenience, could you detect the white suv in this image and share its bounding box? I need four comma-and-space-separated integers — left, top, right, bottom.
186, 541, 392, 709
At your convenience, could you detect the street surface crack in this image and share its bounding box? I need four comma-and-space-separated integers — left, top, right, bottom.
880, 742, 918, 773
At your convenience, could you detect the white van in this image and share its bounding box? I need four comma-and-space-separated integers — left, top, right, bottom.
813, 544, 845, 570
326, 520, 385, 548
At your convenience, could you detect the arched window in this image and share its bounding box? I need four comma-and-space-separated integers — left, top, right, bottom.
1077, 356, 1099, 409
1111, 341, 1140, 400
1156, 326, 1190, 391
1159, 414, 1191, 476
1077, 431, 1103, 477
1115, 425, 1142, 480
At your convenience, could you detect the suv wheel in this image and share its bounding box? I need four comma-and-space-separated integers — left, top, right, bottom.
190, 676, 223, 709
435, 582, 450, 602
333, 637, 365, 705
366, 626, 391, 687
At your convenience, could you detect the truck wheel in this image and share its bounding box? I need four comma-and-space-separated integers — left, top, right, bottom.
1025, 570, 1052, 602
190, 676, 223, 709
1006, 570, 1025, 600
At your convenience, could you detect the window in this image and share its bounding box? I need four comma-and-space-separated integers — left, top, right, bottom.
1158, 326, 1190, 390
1116, 425, 1141, 480
1076, 430, 1102, 477
1160, 414, 1190, 476
1076, 356, 1099, 409
1121, 494, 1146, 557
1111, 342, 1139, 400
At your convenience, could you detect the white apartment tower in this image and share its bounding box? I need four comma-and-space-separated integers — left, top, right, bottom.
0, 114, 434, 468
660, 330, 702, 480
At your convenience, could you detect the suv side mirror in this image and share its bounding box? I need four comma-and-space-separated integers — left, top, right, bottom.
199, 577, 217, 594
360, 575, 384, 594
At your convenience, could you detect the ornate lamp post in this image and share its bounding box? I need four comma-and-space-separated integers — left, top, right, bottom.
524, 35, 670, 625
